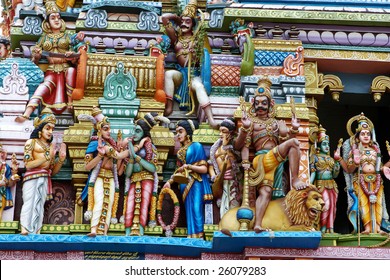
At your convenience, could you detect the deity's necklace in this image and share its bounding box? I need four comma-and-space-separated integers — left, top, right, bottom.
248, 112, 278, 135
178, 35, 193, 49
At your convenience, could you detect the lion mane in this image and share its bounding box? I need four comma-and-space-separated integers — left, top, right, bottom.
285, 185, 317, 227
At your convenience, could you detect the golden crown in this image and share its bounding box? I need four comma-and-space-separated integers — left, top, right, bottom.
91, 106, 110, 131
182, 0, 197, 18
346, 112, 374, 137
45, 1, 60, 16
33, 108, 56, 128
317, 125, 329, 143
255, 76, 273, 100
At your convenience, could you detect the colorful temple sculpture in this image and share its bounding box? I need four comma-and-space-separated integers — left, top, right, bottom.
0, 0, 390, 260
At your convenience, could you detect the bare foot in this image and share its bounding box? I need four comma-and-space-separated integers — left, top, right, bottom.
378, 229, 387, 236
220, 228, 232, 237
292, 178, 307, 190
254, 225, 266, 233
20, 231, 28, 236
15, 115, 29, 123
361, 229, 370, 235
87, 232, 97, 237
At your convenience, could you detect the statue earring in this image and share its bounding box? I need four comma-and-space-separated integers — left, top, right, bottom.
38, 131, 42, 138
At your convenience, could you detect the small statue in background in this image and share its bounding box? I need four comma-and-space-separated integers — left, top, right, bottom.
334, 113, 390, 234
310, 125, 340, 233
163, 119, 213, 238
161, 0, 218, 128
209, 117, 241, 219
234, 76, 306, 233
0, 145, 20, 221
79, 107, 129, 237
19, 108, 66, 234
15, 1, 79, 122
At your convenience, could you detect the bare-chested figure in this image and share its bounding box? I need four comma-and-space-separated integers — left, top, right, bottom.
235, 76, 307, 233
161, 0, 217, 128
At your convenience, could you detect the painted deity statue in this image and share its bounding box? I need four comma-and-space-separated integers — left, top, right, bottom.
119, 113, 169, 236
15, 1, 78, 122
234, 76, 306, 233
334, 113, 390, 234
19, 108, 67, 234
209, 117, 241, 219
0, 145, 20, 221
310, 125, 340, 233
161, 0, 218, 128
0, 36, 11, 59
79, 107, 130, 237
163, 119, 213, 238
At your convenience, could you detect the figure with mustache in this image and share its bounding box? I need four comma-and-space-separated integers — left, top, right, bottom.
161, 0, 218, 128
235, 76, 307, 233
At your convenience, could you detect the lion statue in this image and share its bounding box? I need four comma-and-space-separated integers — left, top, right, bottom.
219, 185, 324, 233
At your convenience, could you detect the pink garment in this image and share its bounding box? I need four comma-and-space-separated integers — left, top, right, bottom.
320, 188, 337, 229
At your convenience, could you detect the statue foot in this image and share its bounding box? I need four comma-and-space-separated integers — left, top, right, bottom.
125, 227, 131, 236
292, 179, 308, 190
20, 231, 28, 236
220, 228, 232, 237
87, 232, 97, 237
361, 229, 370, 235
15, 115, 29, 123
378, 229, 387, 236
254, 225, 266, 233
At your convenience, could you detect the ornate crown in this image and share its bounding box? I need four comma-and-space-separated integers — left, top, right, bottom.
346, 112, 374, 137
0, 36, 10, 46
45, 1, 60, 16
91, 106, 110, 131
33, 108, 56, 128
182, 0, 197, 18
317, 125, 329, 143
255, 76, 273, 100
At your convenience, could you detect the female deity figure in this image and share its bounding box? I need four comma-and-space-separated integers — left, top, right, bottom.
119, 113, 168, 236
0, 145, 20, 221
0, 36, 11, 59
20, 108, 67, 234
310, 125, 340, 233
334, 113, 390, 234
209, 117, 241, 219
163, 119, 213, 238
16, 1, 78, 122
80, 107, 129, 237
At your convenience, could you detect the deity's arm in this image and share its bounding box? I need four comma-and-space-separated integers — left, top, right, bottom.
309, 158, 316, 184
161, 13, 179, 44
234, 126, 251, 151
332, 160, 341, 178
31, 36, 44, 64
339, 152, 357, 174
23, 140, 47, 169
189, 162, 208, 174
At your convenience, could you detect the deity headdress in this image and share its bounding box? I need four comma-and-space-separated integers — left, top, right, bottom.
91, 106, 110, 132
317, 125, 329, 143
45, 1, 60, 16
135, 113, 170, 129
0, 36, 10, 46
347, 112, 376, 143
176, 119, 198, 136
255, 76, 273, 101
182, 0, 197, 18
33, 108, 56, 128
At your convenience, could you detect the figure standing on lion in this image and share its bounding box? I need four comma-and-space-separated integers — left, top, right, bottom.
234, 76, 307, 233
334, 113, 390, 234
161, 0, 218, 128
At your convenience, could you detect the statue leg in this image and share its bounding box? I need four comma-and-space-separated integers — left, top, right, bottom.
192, 77, 218, 128
65, 67, 77, 109
253, 185, 272, 233
278, 138, 307, 190
164, 70, 182, 116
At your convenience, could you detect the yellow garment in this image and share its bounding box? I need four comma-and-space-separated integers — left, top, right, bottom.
56, 0, 76, 11
252, 148, 283, 190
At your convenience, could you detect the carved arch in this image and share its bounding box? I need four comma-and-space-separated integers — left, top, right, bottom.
370, 76, 390, 102
318, 74, 344, 102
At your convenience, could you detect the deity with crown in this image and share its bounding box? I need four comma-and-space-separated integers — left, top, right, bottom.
19, 108, 67, 235
334, 113, 390, 234
234, 76, 307, 233
310, 125, 340, 233
161, 0, 218, 128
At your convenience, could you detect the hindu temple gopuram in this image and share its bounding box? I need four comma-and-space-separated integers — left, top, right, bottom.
0, 0, 390, 260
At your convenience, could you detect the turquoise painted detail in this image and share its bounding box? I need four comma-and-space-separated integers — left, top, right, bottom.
254, 51, 294, 67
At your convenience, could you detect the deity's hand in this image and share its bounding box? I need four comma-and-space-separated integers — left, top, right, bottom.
241, 110, 251, 129
383, 166, 390, 181
333, 148, 341, 162
11, 156, 19, 175
242, 163, 251, 171
59, 143, 67, 161
291, 114, 300, 130
163, 181, 171, 189
97, 137, 106, 157
279, 120, 289, 136
49, 142, 57, 160
352, 147, 361, 165
127, 140, 136, 158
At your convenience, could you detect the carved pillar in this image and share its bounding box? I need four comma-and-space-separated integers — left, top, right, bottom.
63, 97, 98, 224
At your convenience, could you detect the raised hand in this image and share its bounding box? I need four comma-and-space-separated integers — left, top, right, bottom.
50, 142, 57, 160
59, 143, 67, 161
241, 108, 251, 129
97, 137, 105, 157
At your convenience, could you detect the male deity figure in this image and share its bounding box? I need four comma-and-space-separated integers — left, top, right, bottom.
15, 1, 78, 122
235, 76, 307, 233
19, 108, 67, 234
161, 0, 218, 128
